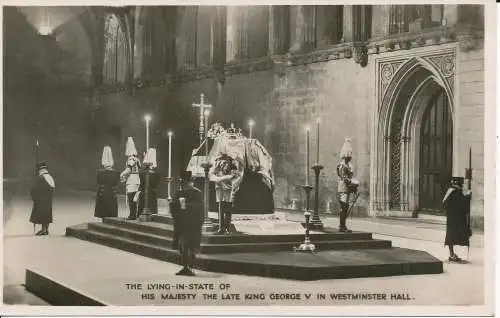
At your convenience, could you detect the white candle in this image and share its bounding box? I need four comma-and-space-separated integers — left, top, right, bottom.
306, 126, 310, 184
168, 131, 173, 178
316, 118, 320, 164
248, 119, 255, 139
145, 114, 151, 151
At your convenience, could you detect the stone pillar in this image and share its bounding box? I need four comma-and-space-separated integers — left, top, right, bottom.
238, 8, 249, 61
289, 5, 305, 52
431, 4, 443, 24
443, 5, 458, 26
134, 7, 144, 79
212, 6, 226, 84
196, 6, 213, 67
370, 5, 391, 39
342, 5, 353, 42
185, 7, 198, 69
269, 6, 290, 55
302, 6, 316, 51
226, 6, 240, 62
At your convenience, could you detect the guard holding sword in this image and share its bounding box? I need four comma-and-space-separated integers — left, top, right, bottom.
336, 138, 360, 233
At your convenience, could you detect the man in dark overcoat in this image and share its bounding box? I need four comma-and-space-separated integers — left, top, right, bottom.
443, 176, 472, 262
30, 162, 55, 235
170, 170, 204, 276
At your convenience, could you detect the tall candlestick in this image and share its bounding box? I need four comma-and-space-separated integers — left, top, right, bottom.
248, 119, 255, 139
145, 114, 151, 151
316, 118, 320, 164
204, 110, 210, 158
306, 127, 310, 185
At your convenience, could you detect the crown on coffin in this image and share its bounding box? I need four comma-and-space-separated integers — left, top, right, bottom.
227, 123, 243, 137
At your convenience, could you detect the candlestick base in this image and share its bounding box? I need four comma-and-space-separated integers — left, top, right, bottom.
294, 212, 316, 253
201, 162, 216, 234
310, 163, 324, 230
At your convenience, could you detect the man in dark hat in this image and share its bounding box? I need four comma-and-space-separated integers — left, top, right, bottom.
443, 176, 472, 262
30, 162, 55, 235
170, 170, 203, 276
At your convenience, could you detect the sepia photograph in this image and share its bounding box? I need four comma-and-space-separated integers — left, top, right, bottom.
1, 1, 495, 316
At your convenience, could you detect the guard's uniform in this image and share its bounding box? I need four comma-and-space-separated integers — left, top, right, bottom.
336, 138, 358, 232
170, 171, 203, 276
212, 154, 240, 234
120, 156, 141, 219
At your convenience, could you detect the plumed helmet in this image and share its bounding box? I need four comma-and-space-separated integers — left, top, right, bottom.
125, 137, 138, 157
340, 138, 353, 159
101, 145, 114, 168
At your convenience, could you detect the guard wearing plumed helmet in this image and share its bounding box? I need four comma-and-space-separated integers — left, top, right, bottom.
120, 137, 141, 220
336, 138, 359, 233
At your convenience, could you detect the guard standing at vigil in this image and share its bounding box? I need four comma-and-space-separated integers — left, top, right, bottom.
30, 162, 55, 235
211, 153, 241, 235
336, 138, 359, 233
120, 137, 141, 220
442, 177, 472, 263
94, 146, 120, 220
170, 170, 203, 276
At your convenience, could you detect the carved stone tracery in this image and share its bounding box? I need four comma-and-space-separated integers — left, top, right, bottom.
372, 48, 457, 216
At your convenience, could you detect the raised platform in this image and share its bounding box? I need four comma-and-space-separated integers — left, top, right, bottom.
64, 214, 443, 281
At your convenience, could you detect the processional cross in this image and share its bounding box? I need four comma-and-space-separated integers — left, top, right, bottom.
192, 93, 212, 145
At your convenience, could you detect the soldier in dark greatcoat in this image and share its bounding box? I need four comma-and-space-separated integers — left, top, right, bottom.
30, 162, 55, 235
94, 146, 120, 220
170, 170, 203, 276
443, 176, 472, 262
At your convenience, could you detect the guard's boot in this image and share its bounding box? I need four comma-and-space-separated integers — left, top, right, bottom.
224, 203, 233, 235
215, 202, 225, 235
339, 202, 352, 233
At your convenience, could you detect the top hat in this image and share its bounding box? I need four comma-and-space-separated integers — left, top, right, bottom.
180, 170, 193, 181
451, 177, 464, 185
36, 161, 48, 171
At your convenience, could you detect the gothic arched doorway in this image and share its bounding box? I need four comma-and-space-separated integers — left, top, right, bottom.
370, 49, 457, 217
418, 88, 453, 213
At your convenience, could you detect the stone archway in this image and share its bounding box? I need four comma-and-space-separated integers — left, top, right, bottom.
370, 46, 458, 217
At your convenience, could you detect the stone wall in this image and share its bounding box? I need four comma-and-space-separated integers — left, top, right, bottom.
457, 41, 485, 228
273, 58, 372, 214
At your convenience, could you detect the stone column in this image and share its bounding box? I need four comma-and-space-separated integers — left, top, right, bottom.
238, 8, 249, 61
196, 6, 213, 67
212, 6, 226, 84
289, 5, 305, 53
431, 4, 444, 24
268, 6, 276, 55
370, 5, 390, 39
342, 5, 353, 42
226, 6, 240, 62
134, 7, 144, 79
443, 5, 458, 26
269, 6, 290, 55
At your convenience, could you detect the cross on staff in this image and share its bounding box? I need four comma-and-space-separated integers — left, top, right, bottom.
192, 93, 212, 145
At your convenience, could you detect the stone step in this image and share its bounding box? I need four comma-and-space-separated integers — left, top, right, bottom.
102, 217, 374, 244
64, 223, 443, 282
88, 223, 391, 254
